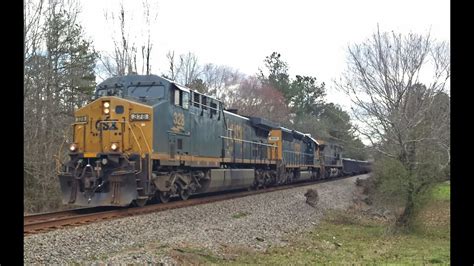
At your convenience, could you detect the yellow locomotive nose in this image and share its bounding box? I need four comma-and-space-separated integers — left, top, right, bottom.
72, 96, 152, 155
61, 94, 154, 207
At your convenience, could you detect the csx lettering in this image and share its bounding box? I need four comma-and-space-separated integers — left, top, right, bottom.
95, 120, 118, 131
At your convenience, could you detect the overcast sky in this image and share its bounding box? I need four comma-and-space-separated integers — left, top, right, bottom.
77, 0, 450, 110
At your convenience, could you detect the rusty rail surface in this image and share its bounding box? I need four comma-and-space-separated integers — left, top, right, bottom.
24, 207, 114, 223
24, 175, 357, 235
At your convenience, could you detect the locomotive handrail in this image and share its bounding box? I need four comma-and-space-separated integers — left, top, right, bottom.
125, 122, 144, 176
136, 124, 151, 154
125, 122, 143, 153
220, 135, 278, 164
191, 99, 220, 112
282, 150, 314, 156
71, 121, 87, 153
219, 136, 277, 147
135, 123, 153, 182
282, 150, 314, 166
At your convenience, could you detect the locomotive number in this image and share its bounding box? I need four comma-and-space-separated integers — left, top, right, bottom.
171, 112, 185, 132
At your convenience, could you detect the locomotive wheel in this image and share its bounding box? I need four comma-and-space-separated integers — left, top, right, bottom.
179, 188, 190, 200
158, 191, 171, 203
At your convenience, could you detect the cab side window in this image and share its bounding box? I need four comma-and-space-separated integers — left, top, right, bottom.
174, 89, 180, 106
193, 92, 200, 108
202, 96, 208, 110
172, 88, 189, 110
182, 92, 189, 109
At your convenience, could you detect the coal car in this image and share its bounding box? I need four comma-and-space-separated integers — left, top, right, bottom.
342, 158, 371, 176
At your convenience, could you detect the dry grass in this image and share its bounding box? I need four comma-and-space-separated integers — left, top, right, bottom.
170, 181, 450, 264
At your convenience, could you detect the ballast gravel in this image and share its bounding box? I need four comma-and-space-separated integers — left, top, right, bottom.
24, 174, 368, 264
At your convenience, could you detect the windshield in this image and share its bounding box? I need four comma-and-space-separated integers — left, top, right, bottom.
128, 85, 165, 99
96, 87, 124, 98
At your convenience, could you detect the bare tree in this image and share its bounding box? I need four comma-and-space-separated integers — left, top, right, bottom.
179, 52, 201, 85
165, 50, 179, 80
335, 26, 450, 226
140, 0, 158, 75
24, 0, 46, 98
100, 0, 158, 77
103, 2, 136, 76
201, 63, 243, 100
164, 51, 243, 101
165, 51, 203, 84
24, 0, 45, 60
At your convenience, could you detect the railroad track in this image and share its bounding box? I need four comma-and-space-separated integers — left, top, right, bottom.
24, 175, 355, 235
24, 206, 120, 234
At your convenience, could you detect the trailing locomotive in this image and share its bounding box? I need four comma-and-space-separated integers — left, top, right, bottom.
58, 74, 369, 207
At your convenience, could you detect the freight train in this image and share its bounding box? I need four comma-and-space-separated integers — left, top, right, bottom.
58, 74, 370, 207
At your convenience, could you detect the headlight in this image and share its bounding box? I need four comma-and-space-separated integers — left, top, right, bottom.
69, 143, 77, 152
111, 143, 118, 151
103, 101, 111, 115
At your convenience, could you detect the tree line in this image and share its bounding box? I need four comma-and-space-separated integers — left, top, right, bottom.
24, 0, 98, 212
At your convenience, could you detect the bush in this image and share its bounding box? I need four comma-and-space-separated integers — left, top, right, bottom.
372, 158, 410, 206
370, 156, 450, 230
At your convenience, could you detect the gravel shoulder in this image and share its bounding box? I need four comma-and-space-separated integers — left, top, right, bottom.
24, 174, 368, 264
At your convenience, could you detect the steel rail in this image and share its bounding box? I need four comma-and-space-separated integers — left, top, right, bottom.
24, 174, 359, 235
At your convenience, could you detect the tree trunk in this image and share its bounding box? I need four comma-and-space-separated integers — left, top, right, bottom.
396, 191, 414, 227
